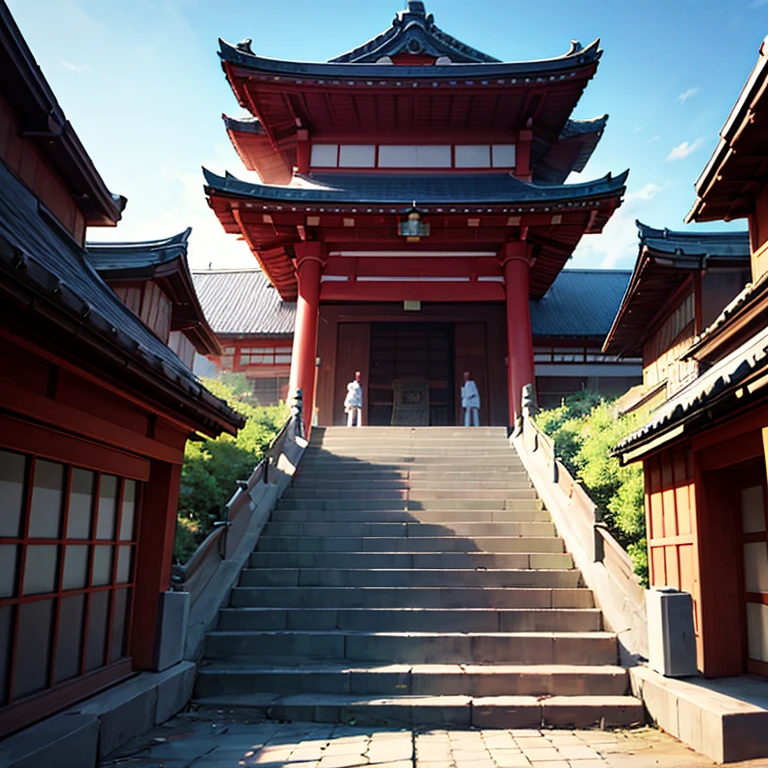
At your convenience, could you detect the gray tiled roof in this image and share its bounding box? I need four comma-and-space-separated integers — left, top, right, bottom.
191, 267, 626, 340
192, 269, 296, 337
0, 161, 240, 428
531, 269, 631, 338
637, 221, 750, 260
203, 168, 629, 207
86, 228, 192, 271
218, 37, 602, 81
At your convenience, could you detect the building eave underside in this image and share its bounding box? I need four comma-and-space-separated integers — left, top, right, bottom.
687, 36, 768, 223
204, 169, 627, 302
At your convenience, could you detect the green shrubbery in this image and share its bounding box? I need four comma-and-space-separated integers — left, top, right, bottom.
174, 378, 288, 563
536, 391, 648, 585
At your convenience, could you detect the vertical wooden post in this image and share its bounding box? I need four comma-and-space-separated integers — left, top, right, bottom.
763, 427, 768, 485
516, 129, 533, 181
499, 241, 535, 424
289, 242, 325, 436
130, 460, 181, 669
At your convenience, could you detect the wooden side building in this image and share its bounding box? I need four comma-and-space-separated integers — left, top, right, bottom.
0, 1, 242, 736
614, 36, 768, 678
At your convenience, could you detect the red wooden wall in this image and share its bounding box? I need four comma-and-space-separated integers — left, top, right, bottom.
645, 444, 702, 662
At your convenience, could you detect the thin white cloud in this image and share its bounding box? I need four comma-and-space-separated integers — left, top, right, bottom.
678, 87, 699, 103
649, 135, 661, 143
632, 126, 644, 134
60, 59, 90, 73
666, 138, 705, 161
750, 0, 767, 9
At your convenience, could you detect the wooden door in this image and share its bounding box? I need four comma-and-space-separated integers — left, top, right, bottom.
455, 323, 489, 426
334, 323, 370, 426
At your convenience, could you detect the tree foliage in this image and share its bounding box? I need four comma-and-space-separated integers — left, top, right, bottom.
175, 378, 288, 563
536, 392, 648, 585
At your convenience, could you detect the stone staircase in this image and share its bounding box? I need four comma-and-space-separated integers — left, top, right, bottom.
194, 426, 643, 729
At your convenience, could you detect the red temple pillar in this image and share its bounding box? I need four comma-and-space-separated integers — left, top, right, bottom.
499, 241, 535, 424
289, 242, 325, 434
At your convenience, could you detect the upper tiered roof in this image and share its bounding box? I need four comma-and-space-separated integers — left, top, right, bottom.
220, 1, 607, 184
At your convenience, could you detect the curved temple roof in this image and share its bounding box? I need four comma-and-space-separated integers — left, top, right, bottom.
329, 0, 499, 64
203, 167, 628, 207
86, 228, 192, 271
534, 115, 609, 184
219, 35, 602, 80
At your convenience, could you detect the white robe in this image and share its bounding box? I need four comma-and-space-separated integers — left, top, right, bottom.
461, 380, 480, 409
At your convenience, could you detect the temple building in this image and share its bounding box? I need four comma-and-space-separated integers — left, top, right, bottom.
192, 267, 642, 409
206, 0, 628, 431
614, 36, 768, 678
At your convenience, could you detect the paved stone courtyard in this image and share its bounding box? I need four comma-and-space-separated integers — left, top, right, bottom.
99, 710, 768, 767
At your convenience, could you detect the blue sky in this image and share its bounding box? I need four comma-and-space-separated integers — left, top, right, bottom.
6, 0, 768, 270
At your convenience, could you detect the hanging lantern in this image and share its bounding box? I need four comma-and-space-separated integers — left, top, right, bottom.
399, 203, 430, 242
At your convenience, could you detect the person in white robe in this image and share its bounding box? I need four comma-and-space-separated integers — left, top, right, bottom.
461, 371, 480, 427
344, 371, 363, 427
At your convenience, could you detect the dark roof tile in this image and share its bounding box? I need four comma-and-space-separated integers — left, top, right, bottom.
0, 161, 240, 430
191, 267, 627, 340
192, 269, 296, 337
204, 168, 629, 207
531, 269, 631, 338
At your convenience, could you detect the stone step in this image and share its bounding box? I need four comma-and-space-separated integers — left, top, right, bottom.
255, 535, 563, 553
196, 428, 637, 732
276, 497, 543, 511
298, 457, 523, 467
295, 468, 528, 479
239, 567, 581, 589
217, 607, 601, 633
269, 508, 552, 524
261, 521, 556, 538
194, 662, 627, 698
193, 692, 643, 729
248, 551, 573, 570
203, 630, 619, 665
229, 586, 595, 609
289, 479, 534, 491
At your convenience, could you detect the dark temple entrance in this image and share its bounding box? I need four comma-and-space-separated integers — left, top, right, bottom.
368, 322, 455, 426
